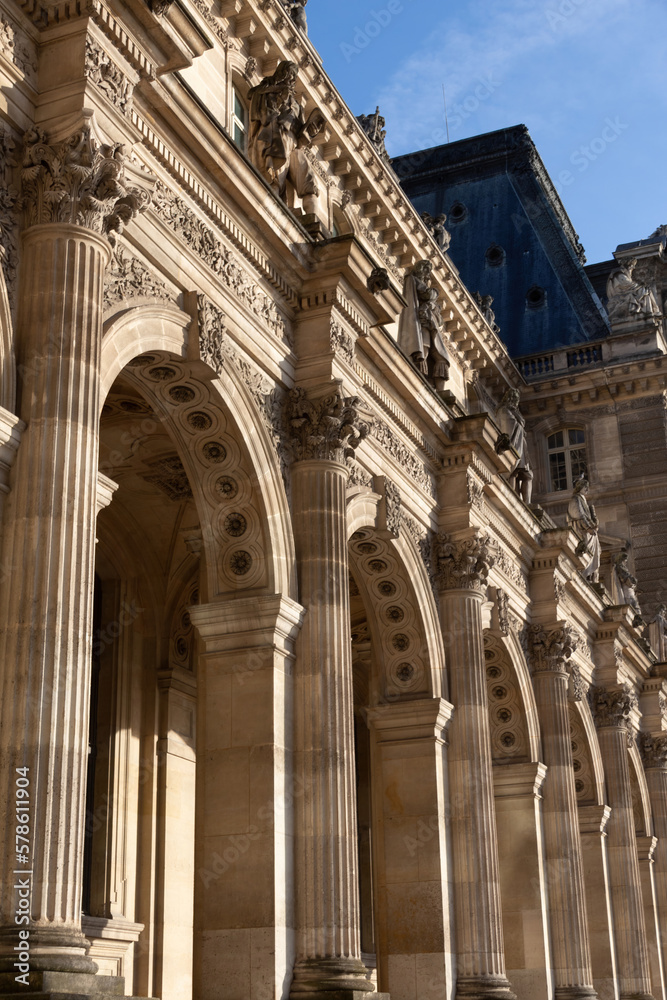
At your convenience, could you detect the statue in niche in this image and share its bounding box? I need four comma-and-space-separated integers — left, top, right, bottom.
495, 388, 533, 503
474, 291, 500, 334
286, 0, 308, 33
248, 60, 325, 211
398, 259, 450, 391
356, 107, 390, 163
567, 476, 600, 583
612, 552, 643, 624
647, 605, 667, 662
421, 212, 451, 252
606, 257, 661, 322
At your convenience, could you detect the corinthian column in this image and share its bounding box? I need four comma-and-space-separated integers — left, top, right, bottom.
525, 624, 597, 1000
591, 687, 654, 1000
0, 123, 149, 981
433, 532, 515, 1000
641, 735, 667, 995
286, 384, 378, 998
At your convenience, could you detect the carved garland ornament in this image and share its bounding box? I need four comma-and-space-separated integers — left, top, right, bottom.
432, 533, 496, 593
285, 385, 369, 464
21, 126, 151, 239
589, 685, 637, 730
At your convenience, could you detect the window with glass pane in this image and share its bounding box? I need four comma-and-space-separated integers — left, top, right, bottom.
232, 87, 248, 152
547, 428, 588, 491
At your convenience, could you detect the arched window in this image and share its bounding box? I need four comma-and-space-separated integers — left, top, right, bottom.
547, 428, 587, 491
231, 84, 249, 152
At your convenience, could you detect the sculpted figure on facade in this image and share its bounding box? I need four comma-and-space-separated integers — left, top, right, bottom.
647, 604, 667, 662
421, 211, 451, 252
356, 106, 390, 163
398, 259, 450, 391
474, 291, 500, 334
567, 476, 600, 582
248, 61, 324, 210
286, 0, 308, 33
495, 388, 533, 503
612, 551, 643, 624
606, 257, 661, 323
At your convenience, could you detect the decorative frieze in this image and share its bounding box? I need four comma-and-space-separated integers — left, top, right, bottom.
104, 243, 172, 308
369, 419, 436, 497
85, 39, 133, 114
640, 733, 667, 769
0, 125, 19, 304
590, 686, 637, 730
329, 318, 355, 362
494, 546, 529, 595
384, 478, 401, 536
0, 11, 37, 87
152, 181, 289, 345
21, 125, 151, 238
285, 385, 369, 464
524, 623, 575, 674
432, 532, 495, 593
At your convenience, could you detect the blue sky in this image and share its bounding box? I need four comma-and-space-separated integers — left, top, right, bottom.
306, 0, 667, 264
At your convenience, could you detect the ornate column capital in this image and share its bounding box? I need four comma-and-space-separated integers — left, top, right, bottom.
21, 123, 152, 240
640, 733, 667, 769
432, 531, 495, 593
285, 383, 370, 464
590, 685, 637, 730
524, 622, 576, 675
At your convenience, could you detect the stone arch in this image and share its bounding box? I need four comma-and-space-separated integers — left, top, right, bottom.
571, 700, 606, 806
0, 267, 14, 413
628, 742, 653, 836
483, 632, 533, 763
346, 498, 445, 703
101, 304, 296, 601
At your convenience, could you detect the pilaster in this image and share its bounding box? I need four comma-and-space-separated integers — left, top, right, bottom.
641, 736, 667, 1000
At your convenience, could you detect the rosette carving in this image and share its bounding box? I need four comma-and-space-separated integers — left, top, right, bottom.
21, 125, 152, 238
525, 623, 576, 675
432, 533, 495, 592
286, 385, 370, 463
590, 685, 637, 730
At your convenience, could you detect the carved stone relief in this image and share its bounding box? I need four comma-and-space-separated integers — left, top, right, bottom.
524, 623, 576, 674
432, 533, 495, 593
329, 319, 355, 363
104, 243, 173, 309
0, 125, 19, 307
0, 11, 37, 87
85, 39, 133, 114
590, 685, 637, 729
484, 632, 529, 761
285, 385, 369, 464
369, 420, 436, 498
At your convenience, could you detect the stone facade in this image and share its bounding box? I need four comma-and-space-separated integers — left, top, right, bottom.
0, 4, 665, 1000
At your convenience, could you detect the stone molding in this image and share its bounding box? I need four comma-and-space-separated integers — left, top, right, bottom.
524, 623, 575, 675
590, 685, 637, 730
85, 38, 134, 115
0, 125, 19, 305
285, 384, 370, 464
640, 733, 667, 769
21, 125, 151, 238
432, 532, 495, 593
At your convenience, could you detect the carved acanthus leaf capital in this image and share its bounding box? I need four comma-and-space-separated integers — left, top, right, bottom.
640, 733, 667, 769
432, 533, 496, 592
21, 125, 152, 239
525, 623, 576, 674
285, 384, 370, 464
590, 685, 638, 730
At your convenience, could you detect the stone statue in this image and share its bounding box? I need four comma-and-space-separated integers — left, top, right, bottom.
606, 257, 661, 323
398, 259, 450, 391
567, 476, 600, 583
356, 107, 390, 163
474, 291, 500, 334
647, 604, 667, 661
286, 0, 308, 33
421, 212, 451, 253
495, 388, 533, 503
612, 552, 643, 623
248, 61, 325, 210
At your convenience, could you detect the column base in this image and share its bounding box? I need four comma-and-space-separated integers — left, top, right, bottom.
554, 988, 598, 1000
456, 975, 516, 1000
0, 970, 156, 998
290, 958, 376, 997
619, 994, 654, 1000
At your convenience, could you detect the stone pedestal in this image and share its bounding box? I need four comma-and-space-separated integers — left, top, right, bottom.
367, 698, 455, 1000
578, 805, 618, 1000
526, 625, 597, 1000
591, 688, 654, 1000
433, 533, 515, 1000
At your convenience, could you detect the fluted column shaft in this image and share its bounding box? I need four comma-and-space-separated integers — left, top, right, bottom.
532, 663, 596, 1000
597, 720, 653, 1000
440, 582, 514, 1000
0, 223, 110, 973
290, 458, 370, 997
645, 760, 667, 988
